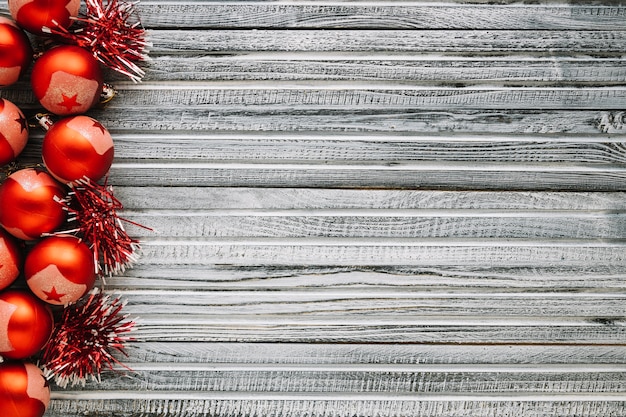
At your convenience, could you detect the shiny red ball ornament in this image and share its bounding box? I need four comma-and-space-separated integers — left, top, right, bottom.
0, 98, 29, 165
0, 16, 33, 87
8, 0, 80, 34
0, 229, 22, 291
25, 235, 96, 306
0, 289, 53, 359
43, 115, 114, 184
31, 45, 103, 116
0, 362, 50, 417
0, 168, 67, 240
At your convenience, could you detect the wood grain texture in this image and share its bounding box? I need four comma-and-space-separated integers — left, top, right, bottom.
1, 0, 626, 416
136, 3, 626, 30
149, 29, 626, 55
45, 395, 626, 417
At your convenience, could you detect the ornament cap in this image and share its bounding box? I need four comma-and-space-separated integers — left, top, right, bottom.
100, 83, 118, 105
34, 113, 54, 131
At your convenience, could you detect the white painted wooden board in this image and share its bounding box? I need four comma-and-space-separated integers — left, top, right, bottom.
1, 0, 626, 416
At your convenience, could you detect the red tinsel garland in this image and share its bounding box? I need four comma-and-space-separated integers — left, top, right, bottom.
41, 290, 135, 388
55, 177, 148, 277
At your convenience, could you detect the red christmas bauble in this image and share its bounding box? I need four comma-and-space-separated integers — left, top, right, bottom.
0, 229, 22, 291
43, 115, 114, 184
0, 290, 53, 359
31, 45, 103, 116
0, 168, 67, 240
0, 16, 33, 87
8, 0, 80, 34
0, 362, 50, 417
25, 235, 96, 306
0, 98, 29, 165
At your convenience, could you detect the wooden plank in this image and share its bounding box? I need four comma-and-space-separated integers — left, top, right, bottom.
122, 210, 626, 239
137, 56, 626, 85
83, 84, 626, 110
137, 239, 626, 267
51, 364, 626, 394
149, 29, 626, 55
45, 396, 626, 417
64, 134, 626, 165
93, 109, 624, 135
106, 162, 626, 191
113, 265, 626, 290
134, 3, 626, 30
118, 289, 626, 318
114, 187, 626, 211
125, 343, 626, 365
130, 317, 626, 344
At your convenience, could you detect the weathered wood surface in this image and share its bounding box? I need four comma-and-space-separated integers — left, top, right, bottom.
1, 0, 626, 416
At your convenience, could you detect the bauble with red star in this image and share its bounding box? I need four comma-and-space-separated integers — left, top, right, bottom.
25, 234, 96, 306
42, 115, 114, 184
0, 98, 29, 165
31, 45, 104, 116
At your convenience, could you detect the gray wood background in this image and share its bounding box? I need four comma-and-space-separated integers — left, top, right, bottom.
2, 0, 626, 415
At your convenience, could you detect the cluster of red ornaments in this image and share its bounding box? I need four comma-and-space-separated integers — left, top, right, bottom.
0, 0, 147, 415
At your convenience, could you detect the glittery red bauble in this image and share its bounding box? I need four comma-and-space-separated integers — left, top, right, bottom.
8, 0, 80, 34
25, 235, 96, 306
43, 115, 114, 184
0, 168, 67, 240
0, 229, 22, 291
0, 362, 50, 417
31, 45, 103, 116
0, 290, 53, 359
0, 98, 29, 165
0, 16, 33, 87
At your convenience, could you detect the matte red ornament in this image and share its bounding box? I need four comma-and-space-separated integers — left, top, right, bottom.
43, 115, 114, 184
31, 45, 103, 116
0, 362, 50, 417
8, 0, 80, 34
0, 229, 22, 291
25, 235, 96, 306
0, 168, 67, 240
0, 16, 33, 87
0, 98, 29, 165
0, 290, 54, 359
